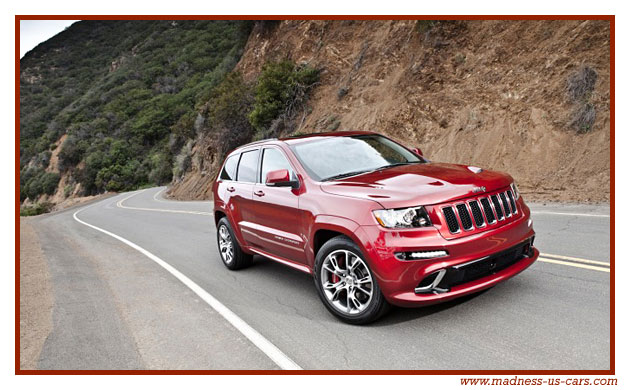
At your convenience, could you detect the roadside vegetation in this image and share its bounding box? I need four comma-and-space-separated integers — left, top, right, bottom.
172, 60, 320, 180
20, 20, 253, 199
21, 20, 320, 206
20, 202, 54, 216
248, 60, 320, 139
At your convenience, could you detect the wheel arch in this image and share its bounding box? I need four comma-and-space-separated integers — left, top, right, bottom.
214, 210, 227, 226
308, 215, 365, 268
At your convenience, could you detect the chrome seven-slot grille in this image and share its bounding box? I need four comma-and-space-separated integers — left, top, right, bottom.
441, 188, 518, 234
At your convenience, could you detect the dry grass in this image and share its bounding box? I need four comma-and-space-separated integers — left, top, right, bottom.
567, 65, 598, 102
567, 65, 598, 133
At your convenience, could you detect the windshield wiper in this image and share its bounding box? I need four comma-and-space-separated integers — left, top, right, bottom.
322, 162, 423, 181
322, 170, 371, 181
373, 161, 422, 171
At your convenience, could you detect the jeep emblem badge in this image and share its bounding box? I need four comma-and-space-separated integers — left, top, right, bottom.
472, 186, 486, 193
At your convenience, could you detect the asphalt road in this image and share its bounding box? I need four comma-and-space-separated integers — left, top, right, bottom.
27, 187, 611, 370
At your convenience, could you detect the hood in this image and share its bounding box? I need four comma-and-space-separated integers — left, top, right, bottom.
319, 162, 513, 208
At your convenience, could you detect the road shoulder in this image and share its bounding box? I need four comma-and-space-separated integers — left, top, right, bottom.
25, 202, 278, 370
19, 217, 53, 370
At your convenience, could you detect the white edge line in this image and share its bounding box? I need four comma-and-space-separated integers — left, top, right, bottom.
152, 187, 212, 205
117, 190, 212, 216
73, 198, 302, 370
153, 187, 167, 202
530, 211, 610, 218
538, 257, 610, 273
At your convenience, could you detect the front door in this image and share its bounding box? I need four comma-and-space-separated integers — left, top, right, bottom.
249, 147, 305, 263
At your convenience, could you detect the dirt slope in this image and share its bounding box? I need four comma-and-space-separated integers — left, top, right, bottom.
169, 20, 611, 203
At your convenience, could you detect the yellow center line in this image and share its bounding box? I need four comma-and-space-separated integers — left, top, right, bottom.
540, 252, 609, 267
118, 191, 611, 274
538, 257, 610, 273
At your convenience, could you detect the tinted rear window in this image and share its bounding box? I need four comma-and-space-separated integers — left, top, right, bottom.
219, 155, 238, 180
236, 150, 259, 182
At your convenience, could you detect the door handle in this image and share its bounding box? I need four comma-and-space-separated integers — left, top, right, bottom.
227, 186, 235, 192
254, 190, 265, 197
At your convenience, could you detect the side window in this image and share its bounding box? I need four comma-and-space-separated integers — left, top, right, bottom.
236, 149, 259, 183
219, 155, 238, 181
261, 148, 293, 183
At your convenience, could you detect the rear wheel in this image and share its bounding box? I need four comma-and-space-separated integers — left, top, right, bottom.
217, 217, 253, 270
314, 236, 390, 324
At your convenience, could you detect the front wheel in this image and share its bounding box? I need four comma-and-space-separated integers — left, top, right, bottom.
314, 236, 390, 324
216, 217, 253, 270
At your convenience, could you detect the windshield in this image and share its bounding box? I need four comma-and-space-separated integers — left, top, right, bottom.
290, 135, 423, 181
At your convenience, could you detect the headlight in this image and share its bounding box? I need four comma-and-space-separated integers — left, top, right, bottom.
373, 206, 432, 228
510, 182, 520, 200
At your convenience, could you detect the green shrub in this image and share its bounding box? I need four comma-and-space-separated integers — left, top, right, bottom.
20, 168, 60, 200
171, 111, 196, 139
325, 115, 341, 131
93, 159, 145, 192
149, 152, 172, 185
40, 172, 61, 195
64, 185, 74, 198
204, 72, 256, 157
248, 61, 320, 133
173, 141, 193, 180
20, 202, 54, 216
58, 136, 88, 171
206, 73, 253, 131
25, 179, 43, 200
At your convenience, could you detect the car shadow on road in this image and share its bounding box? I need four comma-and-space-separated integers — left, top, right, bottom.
250, 255, 495, 326
370, 289, 492, 327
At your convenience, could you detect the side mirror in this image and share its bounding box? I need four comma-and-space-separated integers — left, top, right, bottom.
265, 169, 299, 188
411, 147, 423, 157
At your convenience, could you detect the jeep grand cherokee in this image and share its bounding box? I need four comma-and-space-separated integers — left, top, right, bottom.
213, 131, 538, 324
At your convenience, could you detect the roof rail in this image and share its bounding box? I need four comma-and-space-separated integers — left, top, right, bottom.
241, 138, 277, 147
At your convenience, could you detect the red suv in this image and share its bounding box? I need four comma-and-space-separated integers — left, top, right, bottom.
213, 131, 538, 324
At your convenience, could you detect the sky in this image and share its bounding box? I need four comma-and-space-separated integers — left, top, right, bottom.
20, 20, 80, 58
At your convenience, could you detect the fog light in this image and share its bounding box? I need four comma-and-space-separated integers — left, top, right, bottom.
395, 250, 448, 260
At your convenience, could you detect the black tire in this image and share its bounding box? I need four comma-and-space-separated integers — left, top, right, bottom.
216, 217, 253, 270
314, 236, 390, 324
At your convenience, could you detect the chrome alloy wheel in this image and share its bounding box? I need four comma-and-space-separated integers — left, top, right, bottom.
218, 225, 234, 264
321, 249, 373, 315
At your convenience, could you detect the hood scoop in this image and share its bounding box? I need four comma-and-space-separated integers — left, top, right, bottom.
467, 166, 483, 174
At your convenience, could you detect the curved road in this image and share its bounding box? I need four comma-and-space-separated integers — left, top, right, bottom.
28, 187, 610, 370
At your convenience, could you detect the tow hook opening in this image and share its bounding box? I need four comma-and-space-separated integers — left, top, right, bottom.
415, 269, 450, 295
523, 235, 536, 258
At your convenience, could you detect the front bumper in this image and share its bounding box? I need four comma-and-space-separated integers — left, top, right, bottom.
354, 205, 537, 307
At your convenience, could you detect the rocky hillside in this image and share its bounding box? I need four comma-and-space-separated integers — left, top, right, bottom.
169, 20, 610, 203
20, 20, 610, 212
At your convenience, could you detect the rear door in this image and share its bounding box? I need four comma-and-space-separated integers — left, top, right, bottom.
250, 146, 306, 263
229, 148, 259, 247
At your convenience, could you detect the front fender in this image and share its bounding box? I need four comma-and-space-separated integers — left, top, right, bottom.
307, 214, 372, 270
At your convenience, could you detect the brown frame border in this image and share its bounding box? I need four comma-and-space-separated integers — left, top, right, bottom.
15, 14, 615, 375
